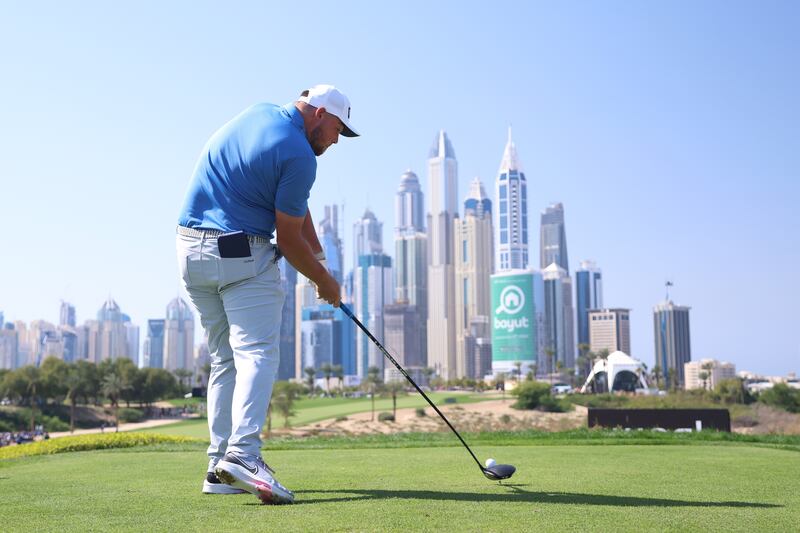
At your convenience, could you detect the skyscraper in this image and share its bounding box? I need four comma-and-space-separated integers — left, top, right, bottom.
143, 319, 165, 368
0, 323, 18, 370
427, 130, 458, 379
294, 275, 319, 379
278, 258, 297, 380
319, 205, 344, 283
90, 298, 129, 362
353, 251, 393, 377
589, 308, 631, 355
495, 128, 528, 271
542, 263, 576, 373
395, 169, 425, 234
394, 169, 428, 368
352, 208, 382, 270
575, 260, 603, 349
60, 301, 76, 327
654, 300, 692, 388
163, 297, 194, 371
455, 177, 494, 378
540, 203, 569, 272
299, 304, 353, 378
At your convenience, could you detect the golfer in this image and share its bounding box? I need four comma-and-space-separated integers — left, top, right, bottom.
176, 85, 358, 504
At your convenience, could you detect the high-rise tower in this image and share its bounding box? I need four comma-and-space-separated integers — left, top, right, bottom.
394, 169, 428, 368
575, 260, 603, 349
455, 177, 494, 378
426, 131, 458, 380
540, 203, 569, 272
654, 300, 692, 388
495, 128, 528, 271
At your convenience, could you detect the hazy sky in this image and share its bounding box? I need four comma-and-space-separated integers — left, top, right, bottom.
1, 1, 798, 375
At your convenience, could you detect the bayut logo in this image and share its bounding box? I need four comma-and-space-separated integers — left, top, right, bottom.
494, 285, 529, 333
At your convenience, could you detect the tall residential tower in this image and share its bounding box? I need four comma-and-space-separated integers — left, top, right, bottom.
495, 128, 528, 272
426, 131, 458, 380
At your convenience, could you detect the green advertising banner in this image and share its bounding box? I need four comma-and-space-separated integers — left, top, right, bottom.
491, 273, 535, 362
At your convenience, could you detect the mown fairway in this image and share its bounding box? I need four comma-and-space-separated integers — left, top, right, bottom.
1, 436, 797, 532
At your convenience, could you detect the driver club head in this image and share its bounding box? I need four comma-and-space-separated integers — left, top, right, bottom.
482, 463, 516, 481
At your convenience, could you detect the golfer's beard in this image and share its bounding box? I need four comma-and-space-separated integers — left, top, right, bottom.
309, 128, 328, 156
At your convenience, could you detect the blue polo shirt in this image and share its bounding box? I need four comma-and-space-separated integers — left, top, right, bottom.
178, 103, 316, 238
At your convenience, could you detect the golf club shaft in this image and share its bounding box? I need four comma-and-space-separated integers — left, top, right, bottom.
339, 303, 484, 472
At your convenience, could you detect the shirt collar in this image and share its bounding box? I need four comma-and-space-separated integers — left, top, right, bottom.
281, 102, 305, 133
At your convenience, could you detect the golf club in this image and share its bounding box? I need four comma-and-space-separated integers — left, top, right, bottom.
339, 302, 516, 481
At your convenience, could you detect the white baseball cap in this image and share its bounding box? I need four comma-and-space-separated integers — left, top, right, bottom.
298, 84, 359, 137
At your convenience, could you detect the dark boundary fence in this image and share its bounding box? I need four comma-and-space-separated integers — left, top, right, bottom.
588, 408, 731, 432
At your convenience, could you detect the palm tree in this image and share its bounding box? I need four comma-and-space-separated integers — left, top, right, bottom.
20, 366, 42, 432
101, 372, 125, 432
321, 363, 333, 396
513, 361, 523, 383
173, 368, 193, 395
384, 380, 405, 419
701, 361, 715, 391
332, 364, 344, 395
698, 371, 709, 391
496, 372, 507, 402
304, 366, 316, 397
366, 366, 382, 421
271, 382, 301, 428
65, 366, 84, 433
652, 365, 662, 389
422, 367, 436, 388
544, 348, 556, 384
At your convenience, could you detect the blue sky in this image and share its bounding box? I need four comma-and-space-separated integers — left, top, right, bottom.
1, 1, 798, 375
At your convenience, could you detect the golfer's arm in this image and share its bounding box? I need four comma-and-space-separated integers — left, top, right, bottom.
276, 209, 327, 284
302, 210, 324, 257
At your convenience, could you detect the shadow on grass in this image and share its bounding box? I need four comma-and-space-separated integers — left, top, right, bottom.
291, 485, 781, 508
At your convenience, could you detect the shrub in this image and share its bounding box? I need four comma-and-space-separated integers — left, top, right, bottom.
377, 412, 395, 422
415, 408, 426, 417
499, 414, 511, 424
335, 416, 348, 422
0, 432, 203, 460
539, 396, 571, 413
759, 383, 800, 413
511, 381, 552, 410
443, 397, 457, 404
117, 408, 144, 423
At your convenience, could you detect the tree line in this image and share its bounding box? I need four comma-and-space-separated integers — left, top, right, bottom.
0, 357, 183, 433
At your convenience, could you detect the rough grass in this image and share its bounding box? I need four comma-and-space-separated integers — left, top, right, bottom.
0, 436, 797, 532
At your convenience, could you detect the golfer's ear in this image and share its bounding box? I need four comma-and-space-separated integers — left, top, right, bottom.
315, 106, 327, 119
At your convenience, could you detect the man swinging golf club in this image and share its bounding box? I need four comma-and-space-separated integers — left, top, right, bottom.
176, 85, 357, 504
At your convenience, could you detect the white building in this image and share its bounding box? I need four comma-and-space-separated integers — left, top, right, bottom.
684, 359, 736, 390
427, 130, 458, 380
163, 297, 194, 371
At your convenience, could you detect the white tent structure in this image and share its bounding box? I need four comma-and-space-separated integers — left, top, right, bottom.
580, 351, 649, 393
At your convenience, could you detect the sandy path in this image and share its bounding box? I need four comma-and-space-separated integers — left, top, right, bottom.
48, 417, 199, 439
277, 399, 587, 437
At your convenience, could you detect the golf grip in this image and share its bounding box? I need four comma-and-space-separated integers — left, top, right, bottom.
339, 303, 485, 472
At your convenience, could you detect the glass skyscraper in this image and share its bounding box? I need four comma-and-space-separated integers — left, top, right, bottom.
540, 203, 569, 272
575, 260, 603, 348
143, 319, 165, 368
653, 300, 692, 388
495, 128, 528, 271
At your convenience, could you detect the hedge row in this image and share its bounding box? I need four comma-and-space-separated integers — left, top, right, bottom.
0, 432, 203, 460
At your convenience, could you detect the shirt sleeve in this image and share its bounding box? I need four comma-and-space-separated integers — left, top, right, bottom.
275, 155, 317, 217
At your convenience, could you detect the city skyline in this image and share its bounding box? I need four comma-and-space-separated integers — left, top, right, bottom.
2, 2, 798, 376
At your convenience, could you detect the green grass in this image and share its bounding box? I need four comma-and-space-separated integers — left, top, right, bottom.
146, 392, 495, 439
1, 433, 797, 531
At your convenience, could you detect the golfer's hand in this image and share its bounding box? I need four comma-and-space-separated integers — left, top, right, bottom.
316, 273, 341, 307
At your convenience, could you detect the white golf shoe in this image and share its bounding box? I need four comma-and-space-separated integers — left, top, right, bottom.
214, 453, 294, 504
202, 471, 247, 494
